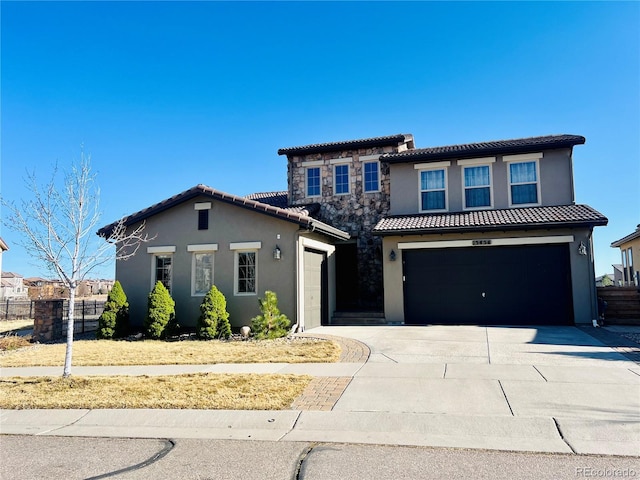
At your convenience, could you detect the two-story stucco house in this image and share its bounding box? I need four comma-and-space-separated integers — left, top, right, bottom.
101, 133, 607, 330
372, 135, 607, 326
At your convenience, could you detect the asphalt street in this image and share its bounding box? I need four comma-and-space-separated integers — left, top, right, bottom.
2, 436, 639, 480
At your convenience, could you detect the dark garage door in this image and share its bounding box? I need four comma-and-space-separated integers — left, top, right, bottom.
403, 244, 573, 325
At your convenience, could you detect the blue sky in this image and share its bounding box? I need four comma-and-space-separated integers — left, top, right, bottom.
1, 1, 638, 279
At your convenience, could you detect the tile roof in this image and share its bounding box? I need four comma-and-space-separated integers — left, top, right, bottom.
611, 225, 640, 247
97, 185, 349, 240
244, 191, 321, 216
381, 134, 586, 163
373, 204, 607, 235
278, 134, 414, 156
244, 191, 289, 208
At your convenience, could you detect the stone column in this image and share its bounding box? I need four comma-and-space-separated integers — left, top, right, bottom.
33, 300, 64, 342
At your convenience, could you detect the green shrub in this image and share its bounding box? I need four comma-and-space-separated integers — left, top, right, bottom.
97, 280, 129, 339
144, 281, 175, 339
250, 291, 291, 339
196, 285, 231, 339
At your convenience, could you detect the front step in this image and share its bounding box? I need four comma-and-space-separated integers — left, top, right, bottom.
330, 311, 387, 326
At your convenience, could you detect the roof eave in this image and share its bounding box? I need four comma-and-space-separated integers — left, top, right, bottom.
97, 185, 348, 241
373, 219, 608, 236
307, 220, 351, 241
611, 230, 640, 247
383, 137, 586, 164
278, 134, 412, 156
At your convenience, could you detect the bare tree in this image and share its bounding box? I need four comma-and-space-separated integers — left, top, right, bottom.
2, 150, 151, 377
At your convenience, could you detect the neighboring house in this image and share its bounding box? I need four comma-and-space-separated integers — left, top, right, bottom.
595, 274, 614, 287
613, 264, 624, 286
611, 225, 640, 286
101, 133, 607, 329
0, 272, 29, 300
24, 278, 113, 299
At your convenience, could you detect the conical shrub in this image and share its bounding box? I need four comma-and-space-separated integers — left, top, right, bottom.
144, 281, 175, 339
196, 285, 231, 340
250, 291, 290, 339
97, 280, 129, 339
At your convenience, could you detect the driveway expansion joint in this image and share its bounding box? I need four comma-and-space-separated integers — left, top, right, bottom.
552, 418, 577, 455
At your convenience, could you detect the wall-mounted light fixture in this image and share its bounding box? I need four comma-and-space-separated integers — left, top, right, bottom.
273, 245, 282, 260
578, 241, 587, 256
389, 250, 397, 261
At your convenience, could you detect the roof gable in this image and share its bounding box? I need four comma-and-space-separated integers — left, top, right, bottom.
97, 185, 349, 240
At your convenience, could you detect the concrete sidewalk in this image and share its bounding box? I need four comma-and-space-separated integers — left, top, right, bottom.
1, 325, 639, 456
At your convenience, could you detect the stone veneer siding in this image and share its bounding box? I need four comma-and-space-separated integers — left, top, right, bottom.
287, 145, 399, 309
33, 299, 64, 342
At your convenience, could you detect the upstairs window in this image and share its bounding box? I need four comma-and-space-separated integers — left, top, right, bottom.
463, 165, 492, 209
509, 161, 539, 205
306, 167, 320, 197
198, 210, 209, 230
420, 169, 447, 211
195, 202, 211, 230
363, 161, 380, 192
334, 164, 350, 195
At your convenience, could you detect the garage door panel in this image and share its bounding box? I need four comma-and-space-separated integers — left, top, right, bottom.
403, 245, 573, 325
304, 248, 327, 329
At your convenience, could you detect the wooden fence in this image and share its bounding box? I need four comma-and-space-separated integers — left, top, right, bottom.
597, 287, 640, 324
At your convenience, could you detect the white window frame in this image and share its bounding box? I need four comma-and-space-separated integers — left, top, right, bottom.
147, 246, 175, 293
363, 160, 381, 193
234, 250, 258, 296
416, 161, 450, 212
306, 166, 321, 198
459, 158, 495, 210
230, 242, 261, 296
333, 163, 350, 195
188, 244, 218, 297
504, 153, 542, 207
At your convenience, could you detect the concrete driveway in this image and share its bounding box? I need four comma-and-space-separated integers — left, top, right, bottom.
2, 325, 638, 456
290, 325, 640, 456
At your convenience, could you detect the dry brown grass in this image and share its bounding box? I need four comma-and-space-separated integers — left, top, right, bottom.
0, 334, 32, 351
0, 373, 312, 410
0, 320, 33, 334
0, 338, 340, 367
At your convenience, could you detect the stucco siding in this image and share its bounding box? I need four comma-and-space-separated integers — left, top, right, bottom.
382, 227, 597, 325
116, 195, 301, 330
389, 148, 575, 215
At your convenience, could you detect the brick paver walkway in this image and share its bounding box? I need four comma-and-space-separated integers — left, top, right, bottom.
291, 333, 370, 410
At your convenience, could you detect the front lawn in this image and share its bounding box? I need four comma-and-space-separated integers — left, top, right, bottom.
0, 320, 33, 334
0, 373, 312, 410
0, 337, 340, 367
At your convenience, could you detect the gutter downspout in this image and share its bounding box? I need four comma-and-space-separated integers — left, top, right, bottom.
587, 227, 599, 326
294, 230, 303, 333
